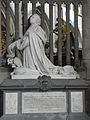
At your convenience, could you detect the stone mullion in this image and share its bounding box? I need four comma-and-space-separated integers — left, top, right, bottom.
23, 2, 28, 34
41, 3, 44, 29
66, 4, 70, 65
58, 4, 62, 66
6, 0, 10, 48
82, 2, 85, 58
32, 2, 36, 14
49, 4, 53, 63
15, 2, 19, 40
74, 4, 79, 66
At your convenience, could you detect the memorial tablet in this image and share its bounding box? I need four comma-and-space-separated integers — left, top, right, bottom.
22, 92, 67, 113
71, 92, 83, 112
5, 93, 18, 114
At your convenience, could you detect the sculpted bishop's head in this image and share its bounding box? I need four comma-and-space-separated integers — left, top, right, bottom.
30, 14, 41, 25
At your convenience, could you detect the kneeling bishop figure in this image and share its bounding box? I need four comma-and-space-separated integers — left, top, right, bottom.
7, 14, 79, 78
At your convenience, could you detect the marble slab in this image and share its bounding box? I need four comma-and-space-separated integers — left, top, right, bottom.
22, 92, 67, 113
11, 75, 39, 79
5, 93, 18, 114
71, 92, 83, 112
11, 74, 76, 79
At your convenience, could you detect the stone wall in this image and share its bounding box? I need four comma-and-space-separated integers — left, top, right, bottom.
0, 67, 10, 116
83, 0, 90, 79
0, 67, 10, 83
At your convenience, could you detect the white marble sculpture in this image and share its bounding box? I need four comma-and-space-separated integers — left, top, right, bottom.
7, 14, 79, 79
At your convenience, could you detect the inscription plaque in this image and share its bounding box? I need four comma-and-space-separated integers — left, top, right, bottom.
22, 92, 67, 113
71, 92, 83, 112
5, 93, 18, 114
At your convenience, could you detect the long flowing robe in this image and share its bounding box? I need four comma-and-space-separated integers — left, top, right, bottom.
15, 25, 59, 74
8, 24, 78, 77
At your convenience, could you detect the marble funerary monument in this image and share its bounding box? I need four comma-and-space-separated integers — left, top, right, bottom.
0, 0, 90, 120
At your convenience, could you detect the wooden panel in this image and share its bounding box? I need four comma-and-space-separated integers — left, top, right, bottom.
74, 4, 79, 66
58, 4, 62, 66
49, 4, 53, 63
66, 4, 70, 65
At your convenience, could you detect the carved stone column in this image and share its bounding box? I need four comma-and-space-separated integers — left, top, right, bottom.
6, 0, 10, 48
19, 2, 23, 38
66, 4, 70, 65
32, 1, 36, 15
74, 3, 79, 67
15, 1, 19, 40
58, 4, 62, 66
41, 3, 44, 29
49, 3, 54, 63
22, 1, 27, 34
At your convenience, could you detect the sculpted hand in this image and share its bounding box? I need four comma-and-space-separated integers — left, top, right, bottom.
8, 42, 16, 50
7, 42, 16, 58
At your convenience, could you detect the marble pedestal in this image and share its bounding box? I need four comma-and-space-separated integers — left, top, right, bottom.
0, 78, 90, 120
11, 74, 77, 79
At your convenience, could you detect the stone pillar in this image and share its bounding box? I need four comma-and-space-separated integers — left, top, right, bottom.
19, 2, 23, 38
49, 4, 54, 63
6, 0, 10, 48
82, 0, 90, 79
22, 1, 27, 34
58, 4, 62, 66
15, 2, 22, 59
32, 2, 36, 14
41, 3, 44, 29
74, 3, 79, 66
15, 2, 19, 40
0, 0, 1, 66
66, 4, 70, 65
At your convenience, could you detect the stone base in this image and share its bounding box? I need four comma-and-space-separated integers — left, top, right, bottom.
0, 79, 89, 120
11, 74, 76, 79
0, 113, 90, 120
